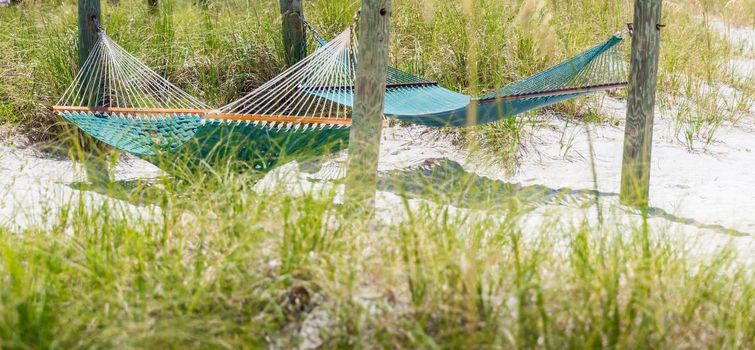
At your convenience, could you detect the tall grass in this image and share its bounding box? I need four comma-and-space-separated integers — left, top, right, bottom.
0, 154, 752, 348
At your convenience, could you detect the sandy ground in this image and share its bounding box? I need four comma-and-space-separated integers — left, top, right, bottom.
711, 19, 755, 80
254, 111, 754, 261
0, 141, 162, 232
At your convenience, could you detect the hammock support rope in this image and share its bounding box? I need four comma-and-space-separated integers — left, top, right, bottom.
208, 25, 360, 130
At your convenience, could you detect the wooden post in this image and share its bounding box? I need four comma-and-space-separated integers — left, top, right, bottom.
77, 0, 111, 186
344, 0, 392, 207
620, 0, 663, 208
78, 0, 100, 69
279, 0, 306, 66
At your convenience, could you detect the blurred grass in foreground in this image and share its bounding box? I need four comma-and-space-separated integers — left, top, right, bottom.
0, 149, 752, 348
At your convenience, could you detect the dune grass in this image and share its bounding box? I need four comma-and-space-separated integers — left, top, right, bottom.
0, 1, 754, 348
0, 153, 753, 348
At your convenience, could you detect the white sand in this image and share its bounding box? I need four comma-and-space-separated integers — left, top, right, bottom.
2, 103, 751, 267
0, 140, 162, 232
710, 19, 754, 80
254, 111, 754, 264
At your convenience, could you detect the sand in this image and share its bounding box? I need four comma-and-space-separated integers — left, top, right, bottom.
0, 140, 162, 232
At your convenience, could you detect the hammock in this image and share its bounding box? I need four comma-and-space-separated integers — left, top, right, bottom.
212, 25, 627, 128
55, 23, 627, 156
272, 14, 626, 126
53, 30, 210, 156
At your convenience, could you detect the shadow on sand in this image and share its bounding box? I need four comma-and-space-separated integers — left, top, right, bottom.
70, 157, 749, 237
376, 158, 750, 237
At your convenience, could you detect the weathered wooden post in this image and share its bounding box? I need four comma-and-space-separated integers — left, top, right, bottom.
620, 0, 663, 207
279, 0, 306, 66
78, 0, 100, 69
77, 0, 111, 185
344, 0, 392, 206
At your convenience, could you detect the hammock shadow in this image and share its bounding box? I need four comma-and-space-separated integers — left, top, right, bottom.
377, 158, 611, 212
67, 157, 748, 237
68, 178, 166, 208
374, 158, 749, 237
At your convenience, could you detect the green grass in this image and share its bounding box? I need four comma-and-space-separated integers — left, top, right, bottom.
0, 1, 754, 348
0, 157, 752, 348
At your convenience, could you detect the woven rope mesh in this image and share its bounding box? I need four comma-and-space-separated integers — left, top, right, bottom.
56, 31, 210, 155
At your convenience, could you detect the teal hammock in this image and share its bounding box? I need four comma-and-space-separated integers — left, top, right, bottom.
304, 32, 626, 127
54, 29, 209, 157
169, 122, 349, 171
61, 111, 202, 155
55, 22, 627, 158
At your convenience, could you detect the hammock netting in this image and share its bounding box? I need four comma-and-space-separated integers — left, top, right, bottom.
54, 31, 209, 156
56, 22, 628, 157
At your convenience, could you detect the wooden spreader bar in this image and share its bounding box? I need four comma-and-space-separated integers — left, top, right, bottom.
52, 106, 353, 126
477, 82, 628, 104
52, 106, 211, 114
54, 82, 627, 127
301, 81, 438, 90
204, 113, 352, 126
386, 81, 439, 89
